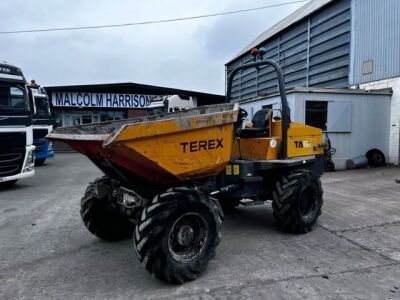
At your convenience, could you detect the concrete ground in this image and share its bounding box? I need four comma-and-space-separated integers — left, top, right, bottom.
0, 154, 400, 300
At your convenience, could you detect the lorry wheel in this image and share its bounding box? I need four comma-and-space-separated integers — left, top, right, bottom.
134, 187, 222, 284
272, 170, 323, 233
80, 177, 133, 241
35, 158, 46, 166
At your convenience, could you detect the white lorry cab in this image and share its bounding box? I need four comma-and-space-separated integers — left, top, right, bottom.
146, 95, 197, 115
0, 62, 35, 187
27, 81, 54, 166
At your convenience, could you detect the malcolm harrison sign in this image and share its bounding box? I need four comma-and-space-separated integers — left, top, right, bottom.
52, 92, 152, 108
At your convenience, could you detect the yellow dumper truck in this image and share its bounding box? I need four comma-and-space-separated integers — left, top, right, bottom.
47, 49, 327, 283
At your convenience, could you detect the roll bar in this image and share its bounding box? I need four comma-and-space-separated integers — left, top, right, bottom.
226, 59, 290, 160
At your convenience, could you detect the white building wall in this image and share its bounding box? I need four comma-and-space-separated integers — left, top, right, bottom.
357, 78, 400, 165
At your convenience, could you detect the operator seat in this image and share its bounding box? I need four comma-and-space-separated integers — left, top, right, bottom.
240, 109, 270, 138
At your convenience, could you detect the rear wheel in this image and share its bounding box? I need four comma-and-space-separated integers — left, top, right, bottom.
272, 170, 323, 233
134, 187, 222, 284
80, 177, 134, 241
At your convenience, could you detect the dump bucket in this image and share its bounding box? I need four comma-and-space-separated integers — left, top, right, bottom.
47, 103, 239, 184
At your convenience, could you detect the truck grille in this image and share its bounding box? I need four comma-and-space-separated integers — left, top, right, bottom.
0, 132, 26, 149
0, 132, 26, 177
0, 152, 25, 177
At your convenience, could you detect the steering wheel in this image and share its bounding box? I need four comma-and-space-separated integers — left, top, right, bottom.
239, 108, 248, 120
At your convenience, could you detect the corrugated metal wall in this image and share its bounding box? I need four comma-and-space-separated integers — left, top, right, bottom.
350, 0, 400, 85
226, 0, 351, 102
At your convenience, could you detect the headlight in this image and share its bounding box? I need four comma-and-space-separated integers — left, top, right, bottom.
48, 142, 53, 151
22, 149, 35, 173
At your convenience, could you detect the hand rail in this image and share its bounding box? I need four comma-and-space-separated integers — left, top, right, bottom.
226, 59, 290, 159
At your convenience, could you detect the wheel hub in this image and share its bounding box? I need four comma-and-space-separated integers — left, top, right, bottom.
177, 225, 195, 246
168, 212, 209, 262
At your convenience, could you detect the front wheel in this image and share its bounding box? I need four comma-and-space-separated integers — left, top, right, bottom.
272, 170, 323, 233
134, 187, 222, 284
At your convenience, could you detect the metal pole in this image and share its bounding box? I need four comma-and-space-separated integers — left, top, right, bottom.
226, 59, 290, 160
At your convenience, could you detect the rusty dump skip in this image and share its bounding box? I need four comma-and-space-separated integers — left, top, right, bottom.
47, 103, 239, 184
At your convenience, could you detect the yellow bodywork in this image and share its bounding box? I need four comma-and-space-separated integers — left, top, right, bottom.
47, 104, 324, 184
106, 106, 323, 180
232, 119, 324, 160
105, 104, 239, 181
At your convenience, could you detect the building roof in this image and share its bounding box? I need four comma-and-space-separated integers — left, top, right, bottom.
45, 82, 225, 106
227, 0, 334, 64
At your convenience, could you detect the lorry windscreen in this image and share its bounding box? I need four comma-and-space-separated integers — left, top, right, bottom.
0, 84, 28, 110
34, 96, 51, 117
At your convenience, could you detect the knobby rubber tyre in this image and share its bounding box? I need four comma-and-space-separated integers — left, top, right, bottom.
134, 187, 222, 284
80, 177, 134, 241
272, 169, 323, 233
